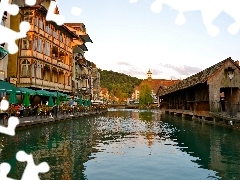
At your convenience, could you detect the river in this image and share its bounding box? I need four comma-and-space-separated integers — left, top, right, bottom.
0, 109, 240, 180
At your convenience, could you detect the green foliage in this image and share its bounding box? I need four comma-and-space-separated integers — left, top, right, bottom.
139, 84, 153, 108
99, 69, 142, 100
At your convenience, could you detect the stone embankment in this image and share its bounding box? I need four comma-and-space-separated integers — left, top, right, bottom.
1, 109, 108, 130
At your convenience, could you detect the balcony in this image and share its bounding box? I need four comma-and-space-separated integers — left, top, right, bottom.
65, 85, 72, 91
52, 58, 57, 65
63, 64, 69, 69
80, 74, 90, 79
53, 38, 59, 45
21, 50, 32, 57
19, 77, 31, 84
79, 87, 91, 93
58, 61, 63, 67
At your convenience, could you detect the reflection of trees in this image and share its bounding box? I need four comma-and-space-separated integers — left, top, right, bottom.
139, 111, 155, 147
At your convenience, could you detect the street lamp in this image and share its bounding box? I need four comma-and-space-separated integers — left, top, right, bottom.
225, 66, 235, 117
56, 86, 59, 112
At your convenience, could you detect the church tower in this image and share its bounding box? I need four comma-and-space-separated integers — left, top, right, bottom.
147, 69, 152, 81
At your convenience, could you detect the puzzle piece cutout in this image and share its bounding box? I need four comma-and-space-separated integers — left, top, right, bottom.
0, 22, 30, 54
0, 163, 15, 180
0, 99, 9, 111
71, 6, 82, 16
0, 0, 31, 54
25, 0, 37, 6
131, 0, 240, 37
16, 151, 50, 180
0, 99, 19, 136
0, 116, 19, 136
46, 0, 65, 25
0, 0, 19, 18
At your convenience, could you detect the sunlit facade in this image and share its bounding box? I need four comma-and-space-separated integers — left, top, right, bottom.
8, 0, 77, 93
64, 23, 100, 100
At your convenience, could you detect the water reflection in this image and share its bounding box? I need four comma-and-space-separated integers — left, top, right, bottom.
0, 110, 240, 179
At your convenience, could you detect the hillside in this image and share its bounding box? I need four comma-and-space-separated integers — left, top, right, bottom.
99, 69, 142, 100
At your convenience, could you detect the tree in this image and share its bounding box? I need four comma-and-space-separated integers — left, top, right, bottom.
99, 69, 142, 101
139, 84, 153, 108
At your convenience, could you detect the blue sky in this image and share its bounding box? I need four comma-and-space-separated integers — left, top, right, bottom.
57, 0, 240, 79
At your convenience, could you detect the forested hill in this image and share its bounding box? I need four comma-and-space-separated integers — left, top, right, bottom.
99, 69, 142, 99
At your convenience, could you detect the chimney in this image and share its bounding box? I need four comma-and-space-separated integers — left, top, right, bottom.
235, 60, 239, 66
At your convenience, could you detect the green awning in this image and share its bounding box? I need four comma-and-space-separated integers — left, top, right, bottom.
0, 80, 21, 94
35, 89, 52, 96
0, 47, 8, 54
0, 47, 8, 60
19, 87, 36, 95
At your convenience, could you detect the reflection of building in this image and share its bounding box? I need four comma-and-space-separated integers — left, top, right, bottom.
9, 0, 77, 94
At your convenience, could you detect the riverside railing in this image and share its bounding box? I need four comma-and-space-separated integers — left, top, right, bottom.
0, 105, 108, 124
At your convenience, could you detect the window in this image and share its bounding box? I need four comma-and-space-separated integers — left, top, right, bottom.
39, 19, 43, 29
36, 62, 42, 78
38, 38, 42, 52
33, 37, 37, 51
0, 18, 4, 26
44, 41, 50, 56
21, 59, 31, 77
22, 38, 31, 49
60, 34, 62, 42
34, 17, 38, 26
66, 38, 69, 46
24, 16, 32, 24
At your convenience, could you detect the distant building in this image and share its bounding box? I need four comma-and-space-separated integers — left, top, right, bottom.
132, 69, 180, 104
99, 88, 109, 101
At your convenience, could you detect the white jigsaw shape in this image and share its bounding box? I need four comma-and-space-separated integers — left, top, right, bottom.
25, 0, 37, 6
16, 151, 50, 180
0, 163, 15, 180
0, 116, 19, 136
71, 6, 82, 16
0, 99, 19, 136
0, 99, 9, 111
0, 0, 19, 19
46, 0, 65, 25
132, 0, 240, 37
0, 0, 30, 54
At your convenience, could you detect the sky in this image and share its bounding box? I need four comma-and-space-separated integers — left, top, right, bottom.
57, 0, 240, 80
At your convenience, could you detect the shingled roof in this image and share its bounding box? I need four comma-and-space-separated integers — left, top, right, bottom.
157, 57, 239, 96
140, 79, 180, 94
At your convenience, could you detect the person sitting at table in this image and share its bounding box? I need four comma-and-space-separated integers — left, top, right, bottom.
14, 104, 20, 117
19, 104, 25, 117
8, 104, 15, 116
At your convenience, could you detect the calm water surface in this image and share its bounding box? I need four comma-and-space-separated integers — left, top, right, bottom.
1, 109, 240, 179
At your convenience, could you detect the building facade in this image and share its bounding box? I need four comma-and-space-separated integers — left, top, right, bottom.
8, 0, 77, 94
0, 4, 10, 81
64, 23, 97, 100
